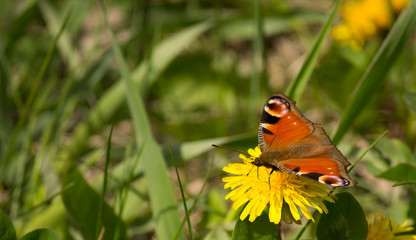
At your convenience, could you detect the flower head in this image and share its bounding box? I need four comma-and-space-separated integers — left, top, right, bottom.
331, 0, 410, 49
222, 146, 334, 224
367, 212, 416, 240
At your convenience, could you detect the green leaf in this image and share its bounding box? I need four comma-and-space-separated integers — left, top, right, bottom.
373, 138, 413, 165
286, 0, 341, 101
21, 229, 61, 240
316, 192, 368, 240
404, 92, 416, 115
231, 211, 282, 240
379, 163, 416, 182
0, 211, 16, 240
19, 198, 67, 235
61, 167, 127, 240
332, 0, 416, 144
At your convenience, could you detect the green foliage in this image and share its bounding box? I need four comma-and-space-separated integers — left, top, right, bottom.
0, 211, 16, 240
62, 167, 127, 240
404, 92, 416, 115
98, 1, 183, 238
232, 211, 282, 240
1, 0, 416, 239
379, 163, 416, 183
20, 229, 61, 240
286, 0, 341, 101
316, 193, 368, 240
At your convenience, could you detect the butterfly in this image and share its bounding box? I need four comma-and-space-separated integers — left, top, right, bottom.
252, 93, 356, 187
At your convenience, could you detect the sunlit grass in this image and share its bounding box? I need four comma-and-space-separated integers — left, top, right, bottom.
1, 0, 416, 239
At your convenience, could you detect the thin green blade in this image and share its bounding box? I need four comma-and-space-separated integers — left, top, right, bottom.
286, 0, 341, 101
332, 0, 416, 144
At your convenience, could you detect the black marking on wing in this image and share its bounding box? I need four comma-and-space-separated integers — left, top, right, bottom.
300, 172, 323, 181
262, 127, 273, 135
322, 177, 338, 185
323, 176, 350, 186
261, 110, 280, 124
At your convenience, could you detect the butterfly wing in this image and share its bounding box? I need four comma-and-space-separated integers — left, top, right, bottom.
278, 158, 354, 186
258, 93, 314, 151
257, 93, 356, 187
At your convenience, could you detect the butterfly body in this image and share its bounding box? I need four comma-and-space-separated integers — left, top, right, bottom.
253, 93, 356, 187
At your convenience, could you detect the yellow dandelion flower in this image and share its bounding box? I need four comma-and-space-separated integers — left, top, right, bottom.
361, 0, 391, 29
331, 24, 364, 50
392, 0, 410, 12
331, 0, 410, 49
367, 212, 416, 240
222, 146, 335, 224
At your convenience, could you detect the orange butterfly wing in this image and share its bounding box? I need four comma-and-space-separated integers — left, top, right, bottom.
255, 93, 356, 187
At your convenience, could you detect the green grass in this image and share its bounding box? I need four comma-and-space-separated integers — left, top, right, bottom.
1, 0, 416, 239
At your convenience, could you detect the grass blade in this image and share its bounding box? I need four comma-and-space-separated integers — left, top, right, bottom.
332, 0, 416, 144
179, 133, 254, 161
98, 1, 184, 239
1, 7, 72, 169
348, 130, 388, 174
249, 0, 265, 123
37, 0, 80, 75
64, 20, 212, 161
173, 157, 213, 240
286, 0, 341, 101
0, 44, 13, 147
96, 126, 113, 239
169, 143, 194, 240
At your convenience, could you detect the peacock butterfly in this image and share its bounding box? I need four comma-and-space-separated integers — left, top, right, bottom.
253, 93, 356, 187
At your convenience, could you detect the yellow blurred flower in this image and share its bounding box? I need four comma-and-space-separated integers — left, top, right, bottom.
367, 212, 416, 240
332, 0, 410, 49
222, 146, 334, 224
392, 0, 411, 12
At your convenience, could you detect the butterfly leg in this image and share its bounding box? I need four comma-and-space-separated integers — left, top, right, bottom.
257, 166, 260, 180
268, 169, 274, 189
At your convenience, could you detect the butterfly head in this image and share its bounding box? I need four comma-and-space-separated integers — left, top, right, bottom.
252, 151, 284, 172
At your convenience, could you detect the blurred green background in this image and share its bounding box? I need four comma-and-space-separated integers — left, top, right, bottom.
1, 0, 415, 239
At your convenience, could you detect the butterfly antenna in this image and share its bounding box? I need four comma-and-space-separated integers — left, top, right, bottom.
211, 144, 246, 155
246, 164, 256, 176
